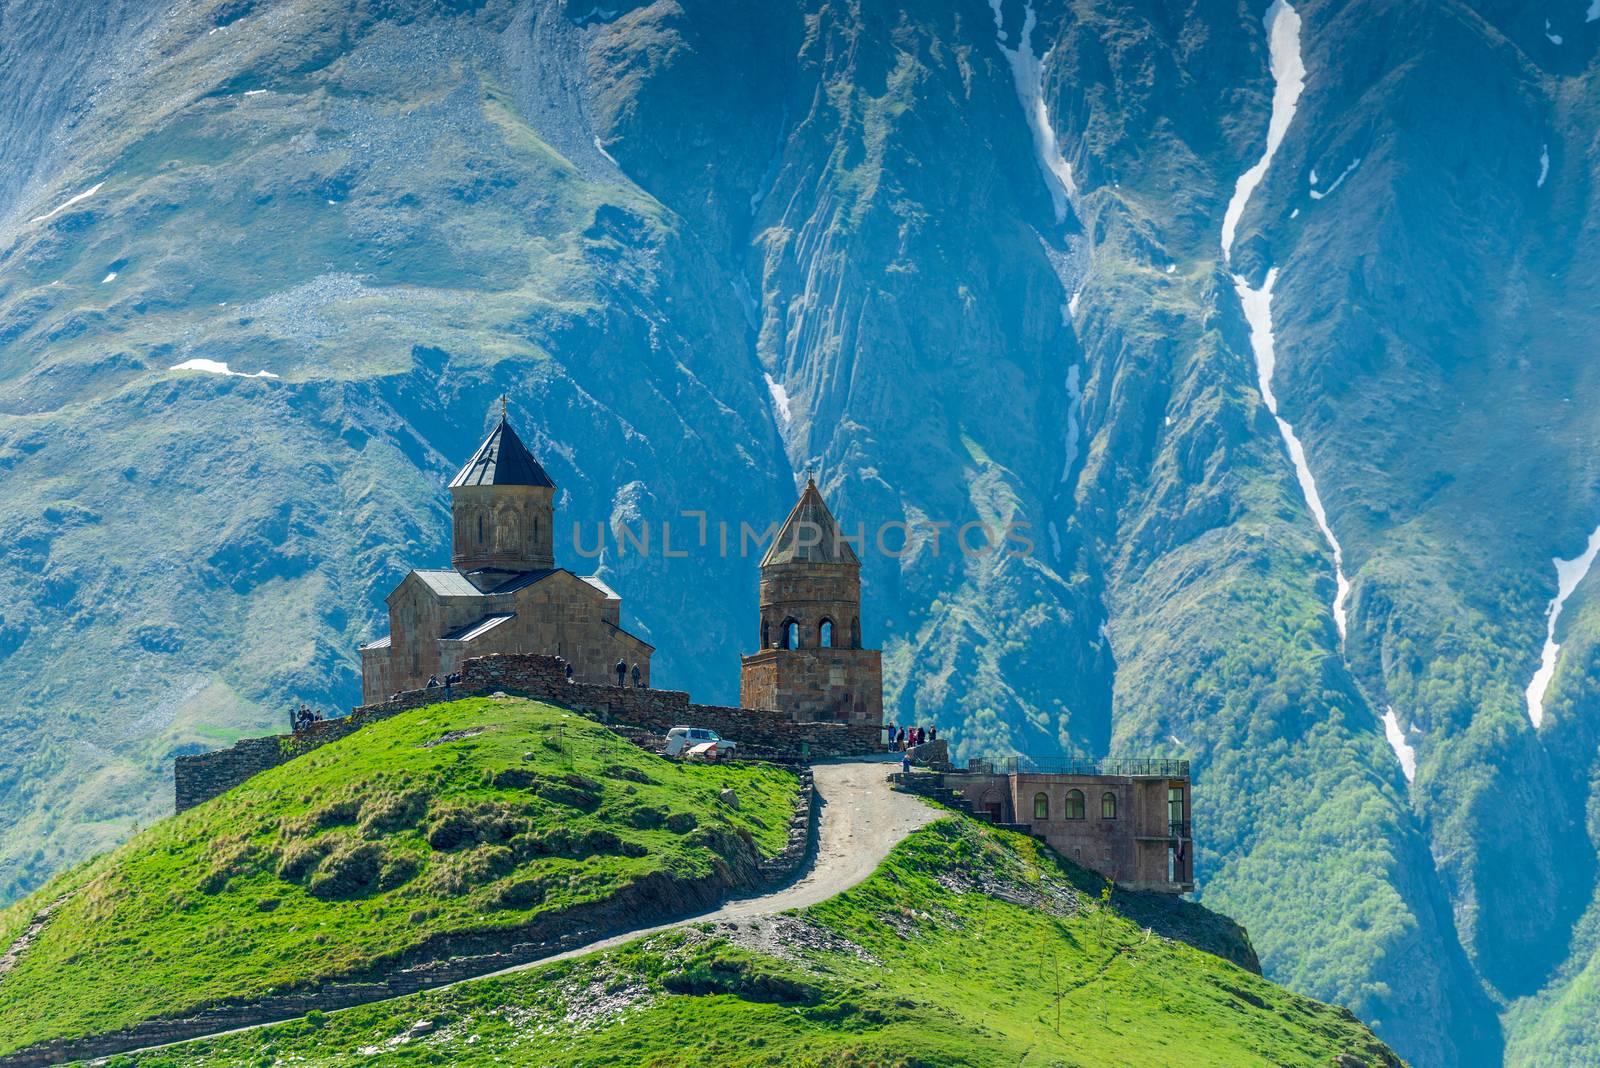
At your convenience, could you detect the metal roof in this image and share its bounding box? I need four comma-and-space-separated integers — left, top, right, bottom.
361, 635, 391, 650
441, 613, 517, 642
449, 417, 555, 489
413, 569, 487, 598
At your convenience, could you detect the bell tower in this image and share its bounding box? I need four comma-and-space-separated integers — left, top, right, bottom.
739, 479, 883, 726
449, 404, 556, 582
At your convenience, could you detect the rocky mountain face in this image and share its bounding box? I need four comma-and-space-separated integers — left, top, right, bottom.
1, 0, 1597, 1063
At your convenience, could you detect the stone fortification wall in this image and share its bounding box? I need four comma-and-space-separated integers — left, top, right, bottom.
175, 653, 880, 812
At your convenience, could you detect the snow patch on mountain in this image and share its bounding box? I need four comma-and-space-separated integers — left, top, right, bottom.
101, 272, 117, 283
169, 359, 278, 379
1237, 273, 1352, 639
1590, 0, 1600, 23
29, 181, 104, 224
1525, 524, 1600, 728
988, 0, 1077, 223
1061, 364, 1083, 482
1223, 1, 1350, 642
1221, 0, 1303, 258
1308, 158, 1360, 200
764, 373, 793, 427
592, 136, 619, 167
1538, 144, 1550, 187
1383, 706, 1417, 782
1545, 19, 1563, 43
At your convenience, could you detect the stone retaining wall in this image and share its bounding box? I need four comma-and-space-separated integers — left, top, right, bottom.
175, 653, 880, 812
0, 768, 817, 1068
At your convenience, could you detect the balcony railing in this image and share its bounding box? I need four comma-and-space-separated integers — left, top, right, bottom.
966, 757, 1190, 779
1169, 820, 1191, 839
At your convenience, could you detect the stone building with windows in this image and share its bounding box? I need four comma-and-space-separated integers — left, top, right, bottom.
949, 760, 1194, 892
739, 479, 883, 727
359, 412, 652, 702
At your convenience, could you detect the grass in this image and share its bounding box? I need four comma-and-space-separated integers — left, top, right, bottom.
112, 817, 1399, 1067
0, 697, 799, 1057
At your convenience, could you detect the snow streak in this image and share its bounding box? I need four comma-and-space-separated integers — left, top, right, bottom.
1538, 144, 1550, 188
1223, 1, 1352, 641
1382, 706, 1417, 782
30, 181, 104, 224
764, 373, 793, 427
1221, 1, 1303, 259
1307, 157, 1360, 200
169, 359, 279, 379
988, 0, 1076, 223
1525, 524, 1600, 728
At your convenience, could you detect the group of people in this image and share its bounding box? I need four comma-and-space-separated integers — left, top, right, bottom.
423, 672, 462, 695
613, 659, 643, 688
887, 723, 935, 751
290, 704, 324, 733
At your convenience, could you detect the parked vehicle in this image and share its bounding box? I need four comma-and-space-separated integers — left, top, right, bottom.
664, 726, 736, 759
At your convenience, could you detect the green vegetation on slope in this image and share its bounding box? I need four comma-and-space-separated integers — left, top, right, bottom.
0, 697, 798, 1057
117, 818, 1400, 1068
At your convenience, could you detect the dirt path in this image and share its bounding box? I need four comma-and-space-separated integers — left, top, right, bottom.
478, 755, 936, 975
121, 756, 936, 1058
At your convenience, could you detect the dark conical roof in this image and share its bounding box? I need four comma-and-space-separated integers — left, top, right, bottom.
449, 417, 555, 489
761, 478, 860, 566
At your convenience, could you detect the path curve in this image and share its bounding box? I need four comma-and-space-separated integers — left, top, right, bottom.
121, 756, 936, 1058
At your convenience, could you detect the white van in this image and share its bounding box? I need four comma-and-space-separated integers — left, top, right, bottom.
664, 726, 736, 759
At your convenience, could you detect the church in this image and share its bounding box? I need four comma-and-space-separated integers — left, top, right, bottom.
359, 411, 653, 702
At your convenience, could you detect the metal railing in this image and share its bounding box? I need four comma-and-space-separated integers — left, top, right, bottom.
1169, 820, 1192, 839
965, 756, 1190, 779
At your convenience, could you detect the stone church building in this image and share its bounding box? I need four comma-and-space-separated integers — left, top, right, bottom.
360, 413, 652, 702
740, 480, 883, 726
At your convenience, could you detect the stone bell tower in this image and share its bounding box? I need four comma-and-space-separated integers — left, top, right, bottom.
739, 479, 883, 726
449, 405, 556, 585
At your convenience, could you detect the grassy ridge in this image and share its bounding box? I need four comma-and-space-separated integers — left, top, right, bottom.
114, 819, 1400, 1067
0, 697, 798, 1056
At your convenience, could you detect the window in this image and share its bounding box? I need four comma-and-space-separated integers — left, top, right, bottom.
761, 621, 770, 649
820, 619, 835, 648
1101, 791, 1117, 819
1065, 789, 1085, 820
783, 619, 799, 649
851, 617, 861, 648
1033, 792, 1049, 820
477, 513, 485, 544
1168, 786, 1185, 825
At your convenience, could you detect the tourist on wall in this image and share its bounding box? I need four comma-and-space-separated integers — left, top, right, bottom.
631, 663, 641, 688
615, 659, 627, 686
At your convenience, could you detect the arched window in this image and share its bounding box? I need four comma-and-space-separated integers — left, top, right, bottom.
477, 512, 485, 545
1101, 791, 1117, 819
761, 621, 770, 649
782, 619, 799, 649
1065, 789, 1085, 820
1033, 792, 1049, 820
851, 617, 861, 648
820, 619, 835, 648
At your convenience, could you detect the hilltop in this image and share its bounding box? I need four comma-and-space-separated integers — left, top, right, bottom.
0, 692, 1402, 1066
115, 818, 1399, 1067
0, 697, 802, 1060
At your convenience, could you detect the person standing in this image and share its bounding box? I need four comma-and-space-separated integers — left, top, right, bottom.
631, 663, 642, 688
615, 659, 627, 686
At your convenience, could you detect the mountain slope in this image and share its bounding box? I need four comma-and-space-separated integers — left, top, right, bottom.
115, 817, 1402, 1068
2, 1, 1598, 1065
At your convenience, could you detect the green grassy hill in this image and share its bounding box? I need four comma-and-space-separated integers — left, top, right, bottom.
0, 697, 799, 1058
113, 817, 1402, 1068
